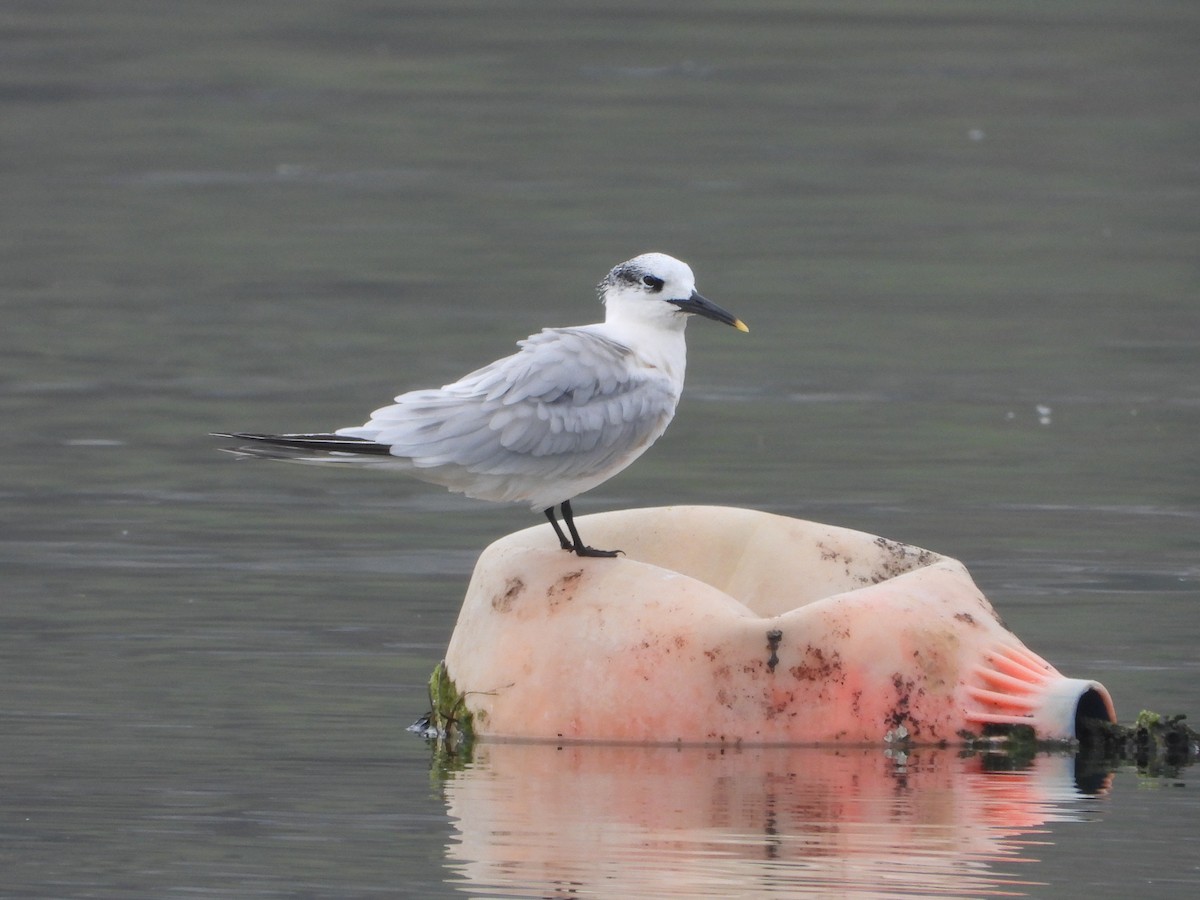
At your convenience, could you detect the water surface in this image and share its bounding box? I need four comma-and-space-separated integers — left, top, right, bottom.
2, 1, 1197, 897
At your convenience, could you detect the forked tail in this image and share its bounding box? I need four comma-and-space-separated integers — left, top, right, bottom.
210, 432, 392, 455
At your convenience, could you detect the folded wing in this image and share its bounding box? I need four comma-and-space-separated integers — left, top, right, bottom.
335, 327, 680, 505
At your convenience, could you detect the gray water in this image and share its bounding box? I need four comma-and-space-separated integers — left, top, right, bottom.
2, 1, 1197, 897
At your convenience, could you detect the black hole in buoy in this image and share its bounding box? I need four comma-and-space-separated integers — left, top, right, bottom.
1075, 688, 1113, 742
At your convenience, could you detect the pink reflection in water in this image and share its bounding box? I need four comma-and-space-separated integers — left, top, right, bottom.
442, 744, 1106, 898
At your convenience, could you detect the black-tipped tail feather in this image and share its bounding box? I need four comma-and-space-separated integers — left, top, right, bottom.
211, 432, 392, 455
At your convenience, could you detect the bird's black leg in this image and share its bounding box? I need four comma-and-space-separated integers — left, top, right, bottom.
560, 499, 620, 558
544, 506, 573, 551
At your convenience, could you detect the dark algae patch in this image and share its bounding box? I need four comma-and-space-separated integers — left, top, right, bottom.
957, 710, 1198, 778
1077, 710, 1199, 777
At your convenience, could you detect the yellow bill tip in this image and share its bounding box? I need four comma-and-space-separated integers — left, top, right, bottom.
733, 319, 749, 333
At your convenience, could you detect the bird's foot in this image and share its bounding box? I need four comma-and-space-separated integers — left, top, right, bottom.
549, 501, 622, 558
570, 544, 622, 558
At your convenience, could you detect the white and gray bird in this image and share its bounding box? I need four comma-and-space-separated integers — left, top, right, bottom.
215, 252, 747, 557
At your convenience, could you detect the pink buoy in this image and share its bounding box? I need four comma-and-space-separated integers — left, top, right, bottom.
442, 506, 1115, 744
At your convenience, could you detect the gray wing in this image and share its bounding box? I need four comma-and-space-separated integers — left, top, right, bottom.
335, 327, 680, 495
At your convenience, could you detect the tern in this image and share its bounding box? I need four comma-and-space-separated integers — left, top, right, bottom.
215, 252, 747, 557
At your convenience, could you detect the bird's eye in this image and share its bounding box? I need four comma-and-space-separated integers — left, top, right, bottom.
641, 275, 664, 291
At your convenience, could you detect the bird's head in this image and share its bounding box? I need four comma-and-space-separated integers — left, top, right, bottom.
598, 252, 748, 334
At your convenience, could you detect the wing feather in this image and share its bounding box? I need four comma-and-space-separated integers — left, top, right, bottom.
334, 327, 680, 504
